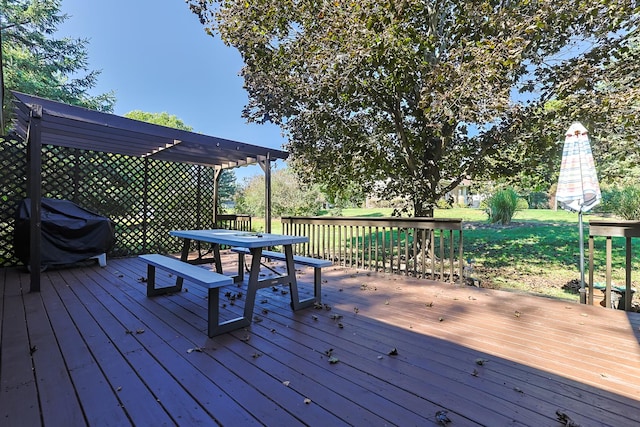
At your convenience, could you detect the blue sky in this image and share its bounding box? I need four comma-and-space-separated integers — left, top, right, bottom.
58, 0, 287, 181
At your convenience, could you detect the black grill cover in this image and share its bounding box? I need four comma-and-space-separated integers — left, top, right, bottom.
14, 198, 115, 267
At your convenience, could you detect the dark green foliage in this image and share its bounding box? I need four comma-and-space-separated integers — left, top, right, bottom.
524, 192, 550, 210
1, 0, 115, 131
603, 186, 640, 220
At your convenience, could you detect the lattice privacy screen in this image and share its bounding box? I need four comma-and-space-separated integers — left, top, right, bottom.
0, 137, 217, 267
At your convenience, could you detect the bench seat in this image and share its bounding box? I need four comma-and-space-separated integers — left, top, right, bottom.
139, 254, 234, 337
230, 247, 331, 305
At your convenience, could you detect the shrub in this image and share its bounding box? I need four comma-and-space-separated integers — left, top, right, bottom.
525, 191, 549, 209
485, 188, 521, 225
613, 186, 640, 220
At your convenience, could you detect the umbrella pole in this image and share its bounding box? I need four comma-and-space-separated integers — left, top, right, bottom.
579, 210, 586, 304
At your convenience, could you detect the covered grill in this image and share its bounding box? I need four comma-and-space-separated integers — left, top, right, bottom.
14, 198, 114, 269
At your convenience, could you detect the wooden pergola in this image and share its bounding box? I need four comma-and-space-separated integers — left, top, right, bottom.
10, 91, 289, 292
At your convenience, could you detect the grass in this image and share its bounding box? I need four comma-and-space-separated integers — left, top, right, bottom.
249, 208, 639, 304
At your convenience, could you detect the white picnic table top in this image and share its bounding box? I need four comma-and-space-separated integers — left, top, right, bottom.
169, 229, 308, 248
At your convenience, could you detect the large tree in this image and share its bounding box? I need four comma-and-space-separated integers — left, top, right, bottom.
188, 0, 640, 216
0, 0, 115, 131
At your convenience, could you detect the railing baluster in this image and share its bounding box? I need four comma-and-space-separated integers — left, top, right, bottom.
280, 216, 464, 283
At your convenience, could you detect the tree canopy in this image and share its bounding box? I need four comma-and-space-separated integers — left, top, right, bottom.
236, 169, 323, 217
188, 0, 640, 215
124, 110, 194, 131
1, 0, 115, 131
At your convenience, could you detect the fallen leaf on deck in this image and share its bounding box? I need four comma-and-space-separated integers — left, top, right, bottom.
325, 348, 334, 356
438, 317, 444, 322
514, 387, 523, 393
304, 398, 312, 404
435, 410, 451, 425
252, 352, 261, 359
260, 299, 268, 304
514, 311, 521, 318
471, 369, 479, 376
425, 302, 434, 307
30, 345, 38, 355
312, 315, 318, 321
377, 355, 384, 360
241, 334, 251, 342
388, 348, 398, 356
556, 409, 581, 427
328, 356, 340, 364
338, 323, 344, 329
117, 386, 122, 392
253, 316, 263, 323
330, 314, 343, 320
136, 329, 145, 334
283, 381, 290, 386
385, 300, 390, 305
475, 358, 488, 366
187, 347, 203, 353
354, 307, 359, 313
138, 277, 147, 282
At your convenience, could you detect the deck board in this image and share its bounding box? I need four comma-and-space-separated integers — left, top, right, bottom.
0, 268, 41, 427
1, 253, 640, 426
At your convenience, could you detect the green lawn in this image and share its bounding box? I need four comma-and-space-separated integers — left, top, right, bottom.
251, 208, 637, 303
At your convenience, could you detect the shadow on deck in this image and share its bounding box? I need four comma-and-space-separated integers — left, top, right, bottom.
1, 252, 639, 426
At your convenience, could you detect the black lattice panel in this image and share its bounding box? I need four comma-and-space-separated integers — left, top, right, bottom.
0, 137, 28, 267
0, 139, 218, 267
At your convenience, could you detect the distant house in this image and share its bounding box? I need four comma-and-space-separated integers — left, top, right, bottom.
445, 179, 478, 207
365, 178, 483, 209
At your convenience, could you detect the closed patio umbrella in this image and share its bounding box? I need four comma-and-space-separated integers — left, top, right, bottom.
556, 122, 601, 303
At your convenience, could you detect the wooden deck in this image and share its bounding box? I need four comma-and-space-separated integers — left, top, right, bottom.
1, 252, 640, 426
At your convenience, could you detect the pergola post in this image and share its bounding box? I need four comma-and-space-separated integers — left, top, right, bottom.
258, 154, 272, 233
27, 104, 43, 292
213, 168, 222, 226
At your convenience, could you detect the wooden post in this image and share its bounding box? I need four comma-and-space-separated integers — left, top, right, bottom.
213, 168, 222, 226
258, 154, 272, 233
27, 104, 43, 292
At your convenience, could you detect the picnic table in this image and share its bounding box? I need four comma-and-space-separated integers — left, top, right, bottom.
169, 229, 310, 334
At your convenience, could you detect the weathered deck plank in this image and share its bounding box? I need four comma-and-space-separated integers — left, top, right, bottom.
1, 254, 639, 426
0, 268, 41, 427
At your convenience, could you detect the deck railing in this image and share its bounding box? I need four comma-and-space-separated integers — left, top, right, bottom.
588, 220, 640, 311
215, 214, 252, 231
281, 216, 464, 283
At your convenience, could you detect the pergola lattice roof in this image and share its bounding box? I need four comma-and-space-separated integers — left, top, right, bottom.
11, 91, 289, 169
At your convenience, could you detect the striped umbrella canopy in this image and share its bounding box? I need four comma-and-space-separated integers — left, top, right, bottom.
556, 122, 601, 304
556, 122, 601, 213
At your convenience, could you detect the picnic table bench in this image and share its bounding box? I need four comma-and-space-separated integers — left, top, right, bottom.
230, 247, 331, 305
139, 254, 234, 337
